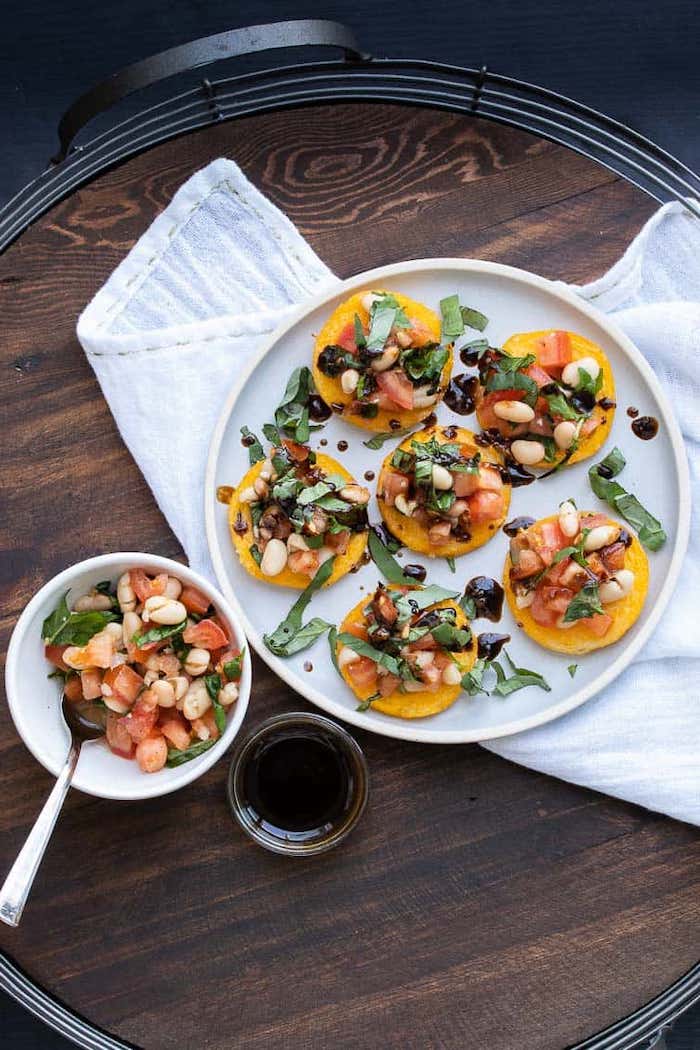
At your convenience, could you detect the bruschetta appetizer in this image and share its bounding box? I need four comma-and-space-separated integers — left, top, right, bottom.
503, 505, 649, 654
312, 289, 451, 431
376, 425, 510, 557
228, 440, 369, 589
336, 583, 476, 718
472, 330, 615, 469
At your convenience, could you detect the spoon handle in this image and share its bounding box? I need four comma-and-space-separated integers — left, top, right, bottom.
0, 740, 81, 927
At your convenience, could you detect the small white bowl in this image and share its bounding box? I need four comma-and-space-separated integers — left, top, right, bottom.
5, 553, 251, 801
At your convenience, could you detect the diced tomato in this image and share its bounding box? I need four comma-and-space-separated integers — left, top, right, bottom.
531, 586, 575, 627
378, 673, 401, 697
373, 589, 398, 626
432, 651, 452, 670
347, 657, 377, 688
579, 612, 613, 637
420, 664, 443, 692
194, 708, 221, 741
80, 669, 103, 701
337, 321, 360, 353
150, 573, 168, 596
546, 558, 573, 588
63, 676, 84, 703
476, 465, 503, 492
468, 490, 504, 524
452, 470, 480, 497
428, 520, 453, 545
180, 585, 213, 617
405, 319, 432, 347
159, 711, 192, 751
344, 622, 369, 641
382, 471, 411, 507
527, 415, 554, 437
375, 370, 414, 410
510, 548, 545, 580
535, 331, 572, 371
106, 712, 135, 758
66, 631, 114, 671
45, 644, 69, 670
288, 550, 320, 577
579, 513, 609, 530
183, 618, 228, 650
531, 521, 567, 565
601, 542, 626, 572
103, 663, 144, 704
155, 653, 181, 677
325, 529, 350, 554
121, 698, 158, 743
581, 416, 601, 437
409, 633, 439, 651
129, 568, 154, 602
282, 439, 310, 463
524, 363, 554, 387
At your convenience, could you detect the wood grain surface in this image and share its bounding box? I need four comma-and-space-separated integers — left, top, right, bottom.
0, 104, 697, 1050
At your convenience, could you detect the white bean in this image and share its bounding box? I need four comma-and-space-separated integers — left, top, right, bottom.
600, 570, 635, 603
370, 345, 400, 372
515, 590, 534, 609
74, 592, 114, 612
117, 572, 136, 613
340, 485, 370, 505
104, 621, 124, 649
151, 679, 176, 707
558, 500, 579, 538
493, 400, 535, 424
164, 576, 182, 600
182, 680, 211, 721
394, 494, 417, 517
259, 458, 274, 482
238, 486, 257, 503
413, 651, 434, 669
562, 356, 600, 387
287, 532, 309, 553
184, 647, 210, 677
219, 682, 239, 707
341, 368, 360, 394
431, 464, 453, 490
338, 646, 360, 669
260, 538, 288, 576
253, 476, 269, 499
511, 440, 545, 466
441, 663, 462, 686
144, 596, 187, 625
166, 676, 190, 702
583, 525, 620, 552
143, 670, 159, 686
361, 291, 381, 313
102, 692, 130, 714
554, 420, 578, 450
412, 385, 439, 409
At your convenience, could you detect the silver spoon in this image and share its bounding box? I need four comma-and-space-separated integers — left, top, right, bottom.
0, 694, 106, 926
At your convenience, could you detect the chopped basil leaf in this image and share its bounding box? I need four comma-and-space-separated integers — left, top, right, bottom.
363, 428, 413, 450
461, 658, 489, 696
439, 294, 464, 339
370, 293, 410, 328
446, 556, 456, 573
263, 558, 335, 656
366, 304, 397, 351
588, 447, 666, 550
492, 352, 536, 375
545, 391, 582, 421
166, 740, 216, 767
563, 580, 604, 623
393, 584, 459, 623
575, 368, 604, 398
486, 369, 538, 408
249, 544, 263, 567
368, 528, 413, 585
492, 650, 551, 697
240, 426, 265, 464
328, 626, 340, 674
274, 367, 319, 443
568, 664, 578, 678
353, 314, 367, 349
459, 593, 477, 620
297, 480, 332, 506
133, 619, 187, 647
357, 691, 380, 713
204, 673, 226, 733
461, 306, 489, 332
401, 343, 449, 384
262, 423, 281, 444
41, 592, 118, 646
430, 621, 472, 651
223, 650, 245, 681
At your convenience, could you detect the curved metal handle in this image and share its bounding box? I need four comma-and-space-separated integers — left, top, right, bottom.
0, 741, 80, 927
54, 19, 364, 162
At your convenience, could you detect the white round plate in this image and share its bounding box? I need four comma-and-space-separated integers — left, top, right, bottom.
205, 260, 689, 744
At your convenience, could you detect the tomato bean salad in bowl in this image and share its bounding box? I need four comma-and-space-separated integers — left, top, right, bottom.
5, 554, 250, 800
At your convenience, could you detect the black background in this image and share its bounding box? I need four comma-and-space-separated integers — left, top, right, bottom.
1, 0, 698, 1045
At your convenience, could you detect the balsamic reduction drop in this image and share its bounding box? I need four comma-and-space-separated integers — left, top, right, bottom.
631, 415, 659, 440
463, 576, 504, 622
243, 733, 350, 835
403, 563, 427, 583
503, 516, 536, 537
307, 394, 332, 422
477, 633, 511, 660
444, 374, 479, 415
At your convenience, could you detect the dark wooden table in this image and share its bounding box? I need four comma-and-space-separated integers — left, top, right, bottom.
1, 104, 698, 1050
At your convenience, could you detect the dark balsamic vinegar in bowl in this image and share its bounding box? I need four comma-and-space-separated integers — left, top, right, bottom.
228, 714, 369, 855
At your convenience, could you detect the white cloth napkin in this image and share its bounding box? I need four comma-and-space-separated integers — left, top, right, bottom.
77, 159, 700, 825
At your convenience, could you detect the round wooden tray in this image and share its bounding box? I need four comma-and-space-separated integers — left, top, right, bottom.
1, 103, 699, 1050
